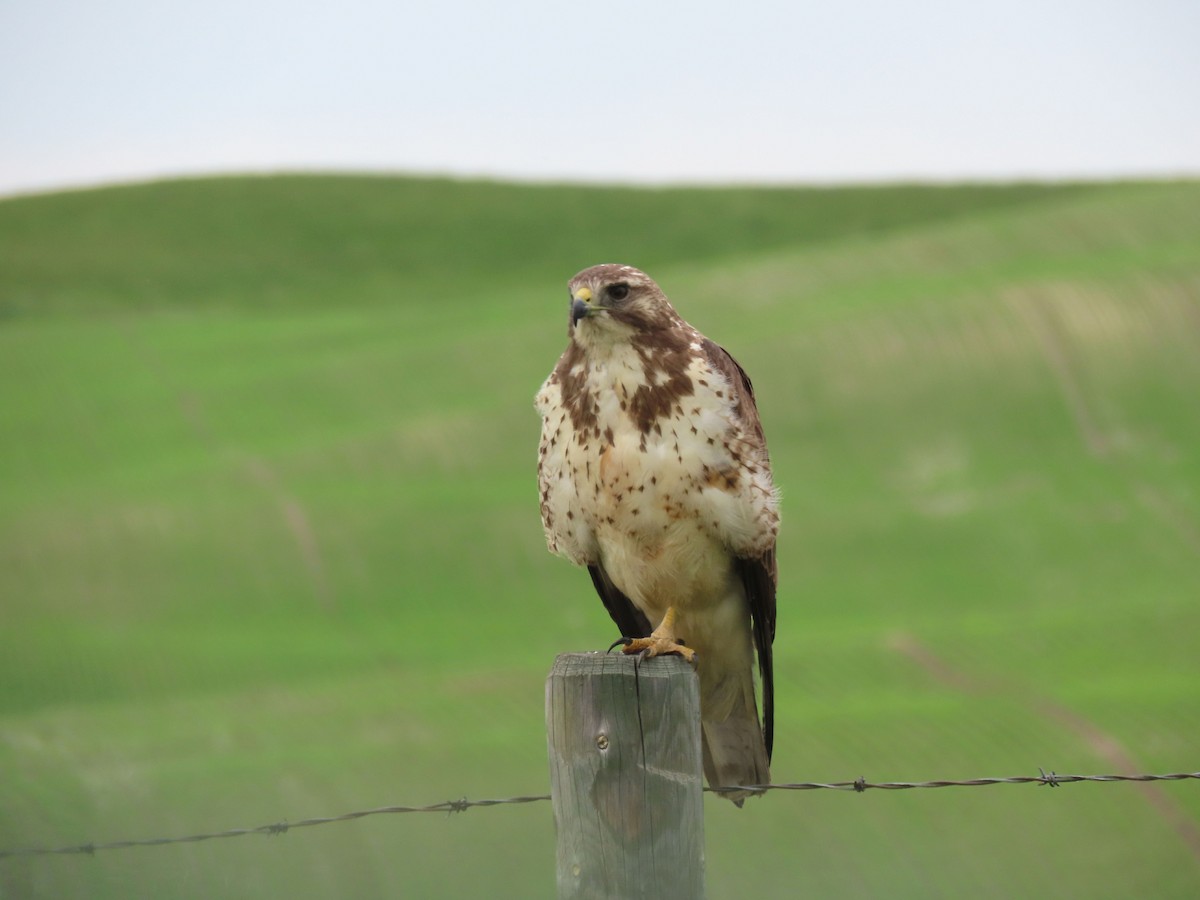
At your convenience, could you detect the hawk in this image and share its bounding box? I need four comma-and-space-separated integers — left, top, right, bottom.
536, 263, 779, 803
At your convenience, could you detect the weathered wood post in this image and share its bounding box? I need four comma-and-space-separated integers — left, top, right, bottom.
546, 652, 705, 900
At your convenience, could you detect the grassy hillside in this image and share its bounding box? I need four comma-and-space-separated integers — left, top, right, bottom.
0, 176, 1091, 315
1, 175, 1198, 898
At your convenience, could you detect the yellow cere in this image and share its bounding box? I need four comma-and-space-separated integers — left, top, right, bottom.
573, 287, 592, 303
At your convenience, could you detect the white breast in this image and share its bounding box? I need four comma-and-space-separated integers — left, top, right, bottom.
538, 340, 777, 615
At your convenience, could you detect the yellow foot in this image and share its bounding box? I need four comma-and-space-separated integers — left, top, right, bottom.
614, 634, 696, 664
607, 606, 697, 664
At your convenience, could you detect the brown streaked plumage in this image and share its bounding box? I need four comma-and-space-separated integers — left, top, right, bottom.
535, 263, 780, 804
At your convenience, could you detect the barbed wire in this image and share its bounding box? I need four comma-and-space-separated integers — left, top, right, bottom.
708, 770, 1200, 795
0, 795, 552, 860
3, 771, 1196, 860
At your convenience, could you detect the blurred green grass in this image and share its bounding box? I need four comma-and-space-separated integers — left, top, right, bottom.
1, 175, 1198, 898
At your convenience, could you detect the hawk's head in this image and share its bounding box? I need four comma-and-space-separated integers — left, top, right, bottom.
566, 264, 682, 344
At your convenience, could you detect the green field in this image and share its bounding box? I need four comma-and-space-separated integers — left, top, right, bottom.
2, 175, 1199, 898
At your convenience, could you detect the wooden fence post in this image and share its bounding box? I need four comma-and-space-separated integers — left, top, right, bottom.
545, 652, 706, 900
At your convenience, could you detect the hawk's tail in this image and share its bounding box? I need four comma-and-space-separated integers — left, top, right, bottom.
700, 667, 770, 806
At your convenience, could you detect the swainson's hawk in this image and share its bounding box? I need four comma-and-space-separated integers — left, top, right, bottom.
536, 264, 779, 803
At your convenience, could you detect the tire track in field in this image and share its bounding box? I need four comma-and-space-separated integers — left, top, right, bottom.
889, 632, 1200, 862
121, 322, 335, 611
1007, 286, 1200, 557
1007, 291, 1109, 458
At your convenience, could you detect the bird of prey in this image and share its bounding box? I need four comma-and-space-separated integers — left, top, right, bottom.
536, 263, 779, 803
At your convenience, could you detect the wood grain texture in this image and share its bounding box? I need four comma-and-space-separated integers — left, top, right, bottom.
546, 652, 705, 900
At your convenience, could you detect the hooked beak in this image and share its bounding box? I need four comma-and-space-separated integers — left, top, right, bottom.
570, 286, 594, 327
571, 297, 591, 326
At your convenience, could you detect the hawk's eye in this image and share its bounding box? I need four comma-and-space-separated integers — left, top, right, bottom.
607, 283, 630, 301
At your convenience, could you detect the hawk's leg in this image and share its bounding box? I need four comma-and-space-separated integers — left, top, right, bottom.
608, 606, 697, 664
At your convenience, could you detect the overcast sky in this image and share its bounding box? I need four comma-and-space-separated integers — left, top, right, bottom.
2, 0, 1198, 196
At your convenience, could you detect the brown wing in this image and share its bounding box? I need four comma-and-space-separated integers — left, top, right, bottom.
702, 338, 778, 760
701, 337, 769, 446
588, 564, 652, 639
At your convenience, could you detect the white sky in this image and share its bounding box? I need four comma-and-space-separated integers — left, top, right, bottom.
2, 0, 1198, 195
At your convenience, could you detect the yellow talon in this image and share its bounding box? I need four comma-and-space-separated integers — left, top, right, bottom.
613, 606, 697, 664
